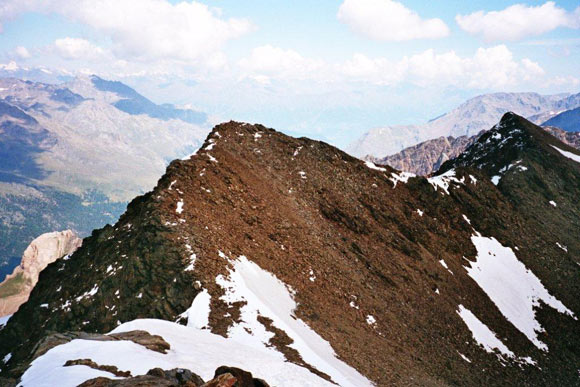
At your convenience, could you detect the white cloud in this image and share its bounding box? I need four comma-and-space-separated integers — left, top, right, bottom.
0, 0, 254, 63
13, 46, 31, 59
545, 75, 580, 88
340, 54, 403, 85
456, 2, 580, 42
337, 0, 449, 41
53, 38, 107, 60
238, 45, 325, 81
339, 45, 544, 89
238, 44, 544, 90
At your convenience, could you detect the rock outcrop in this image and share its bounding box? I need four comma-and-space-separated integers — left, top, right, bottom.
0, 230, 82, 316
79, 366, 268, 387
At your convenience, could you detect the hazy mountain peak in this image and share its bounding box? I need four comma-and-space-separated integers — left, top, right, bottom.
348, 92, 580, 158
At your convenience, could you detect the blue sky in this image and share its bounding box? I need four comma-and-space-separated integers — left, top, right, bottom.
0, 0, 579, 146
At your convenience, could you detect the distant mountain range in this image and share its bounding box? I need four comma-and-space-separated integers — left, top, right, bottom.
543, 107, 580, 132
0, 76, 210, 279
348, 92, 580, 158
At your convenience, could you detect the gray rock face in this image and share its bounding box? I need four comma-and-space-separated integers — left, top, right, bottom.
0, 230, 82, 316
348, 92, 580, 158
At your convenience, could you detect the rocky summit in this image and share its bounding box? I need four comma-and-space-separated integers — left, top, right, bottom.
0, 114, 579, 386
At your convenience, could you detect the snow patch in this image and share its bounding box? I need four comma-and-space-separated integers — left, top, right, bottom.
181, 289, 211, 329
467, 234, 576, 351
439, 259, 453, 274
389, 172, 415, 188
491, 176, 501, 185
20, 318, 341, 387
556, 242, 568, 252
428, 169, 464, 195
184, 253, 197, 272
365, 161, 386, 172
457, 352, 471, 363
463, 215, 471, 225
75, 285, 99, 302
416, 209, 424, 217
176, 199, 184, 214
549, 200, 557, 207
308, 269, 316, 282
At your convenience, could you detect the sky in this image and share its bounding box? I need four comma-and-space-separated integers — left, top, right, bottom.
0, 0, 579, 146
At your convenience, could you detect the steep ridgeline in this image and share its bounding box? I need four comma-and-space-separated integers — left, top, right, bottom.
372, 126, 580, 176
1, 119, 579, 386
0, 76, 209, 279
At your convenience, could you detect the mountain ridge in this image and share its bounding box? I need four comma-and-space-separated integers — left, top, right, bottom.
0, 115, 579, 385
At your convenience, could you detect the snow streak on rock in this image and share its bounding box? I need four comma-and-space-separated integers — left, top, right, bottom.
457, 305, 514, 359
552, 145, 580, 164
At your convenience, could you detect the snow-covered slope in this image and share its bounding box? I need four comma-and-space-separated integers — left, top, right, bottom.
348, 92, 580, 158
21, 254, 372, 387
